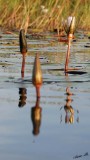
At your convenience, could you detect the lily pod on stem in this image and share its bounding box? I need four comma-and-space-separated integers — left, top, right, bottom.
19, 29, 27, 78
64, 16, 75, 72
19, 29, 27, 54
32, 53, 43, 99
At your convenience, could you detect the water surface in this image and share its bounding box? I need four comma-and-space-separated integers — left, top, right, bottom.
0, 31, 90, 160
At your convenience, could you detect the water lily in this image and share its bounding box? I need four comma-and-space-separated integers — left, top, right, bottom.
64, 16, 75, 72
64, 16, 75, 36
41, 5, 45, 10
41, 5, 48, 14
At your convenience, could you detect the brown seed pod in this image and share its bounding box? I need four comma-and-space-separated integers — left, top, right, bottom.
19, 29, 27, 54
32, 53, 43, 87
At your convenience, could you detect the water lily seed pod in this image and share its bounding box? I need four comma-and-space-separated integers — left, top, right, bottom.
19, 29, 27, 54
32, 53, 43, 87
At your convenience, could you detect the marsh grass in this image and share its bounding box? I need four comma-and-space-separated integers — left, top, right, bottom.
0, 0, 90, 33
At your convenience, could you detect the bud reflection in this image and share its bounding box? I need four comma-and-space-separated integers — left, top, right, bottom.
64, 87, 74, 124
31, 98, 42, 136
21, 54, 26, 79
18, 88, 27, 107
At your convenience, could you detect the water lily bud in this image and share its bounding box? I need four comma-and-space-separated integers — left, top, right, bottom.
67, 16, 73, 27
64, 16, 75, 36
32, 53, 43, 87
69, 17, 75, 35
19, 29, 27, 54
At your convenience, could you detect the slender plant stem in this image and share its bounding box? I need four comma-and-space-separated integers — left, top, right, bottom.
65, 39, 71, 72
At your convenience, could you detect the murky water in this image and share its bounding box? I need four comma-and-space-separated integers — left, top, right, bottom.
0, 30, 90, 160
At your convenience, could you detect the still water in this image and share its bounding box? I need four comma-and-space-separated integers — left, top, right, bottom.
0, 30, 90, 160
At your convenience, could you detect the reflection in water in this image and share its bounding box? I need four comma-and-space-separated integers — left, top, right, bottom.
60, 87, 79, 123
18, 88, 27, 107
21, 54, 26, 79
64, 87, 74, 124
31, 98, 42, 136
19, 33, 27, 108
31, 53, 43, 136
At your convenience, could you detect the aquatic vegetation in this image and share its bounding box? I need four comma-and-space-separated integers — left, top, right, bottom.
63, 16, 75, 36
0, 0, 90, 32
